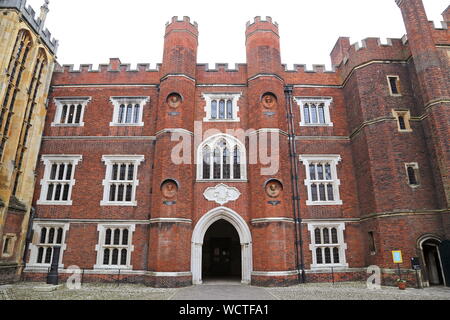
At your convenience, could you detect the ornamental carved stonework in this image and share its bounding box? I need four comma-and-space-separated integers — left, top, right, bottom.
203, 184, 241, 205
266, 180, 283, 198
161, 180, 178, 199
167, 93, 182, 109
262, 93, 277, 109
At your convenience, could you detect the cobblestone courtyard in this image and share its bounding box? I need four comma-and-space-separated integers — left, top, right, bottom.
1, 282, 449, 300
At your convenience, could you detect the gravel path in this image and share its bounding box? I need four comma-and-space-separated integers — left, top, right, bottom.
1, 282, 449, 300
0, 283, 177, 300
266, 282, 450, 300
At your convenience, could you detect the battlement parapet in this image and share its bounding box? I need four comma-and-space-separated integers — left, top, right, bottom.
331, 36, 409, 65
330, 36, 411, 80
429, 20, 448, 30
165, 15, 198, 28
165, 16, 198, 37
245, 16, 279, 38
246, 16, 278, 29
0, 0, 58, 54
283, 64, 336, 73
197, 63, 246, 73
53, 58, 160, 73
350, 37, 406, 52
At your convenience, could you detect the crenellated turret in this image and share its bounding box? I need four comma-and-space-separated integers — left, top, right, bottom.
244, 17, 297, 285
245, 16, 282, 78
396, 0, 450, 208
161, 16, 199, 79
147, 16, 198, 286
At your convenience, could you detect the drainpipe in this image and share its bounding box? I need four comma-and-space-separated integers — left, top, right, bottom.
284, 86, 306, 283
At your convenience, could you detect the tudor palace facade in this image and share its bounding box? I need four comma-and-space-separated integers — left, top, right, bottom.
1, 0, 449, 287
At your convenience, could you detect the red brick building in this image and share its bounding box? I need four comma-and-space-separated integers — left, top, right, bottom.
23, 0, 450, 287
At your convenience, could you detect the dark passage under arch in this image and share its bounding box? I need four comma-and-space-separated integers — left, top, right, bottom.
202, 219, 242, 281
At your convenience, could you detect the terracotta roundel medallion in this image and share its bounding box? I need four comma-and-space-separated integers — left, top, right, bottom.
262, 93, 277, 109
167, 93, 182, 109
161, 180, 178, 199
265, 180, 283, 198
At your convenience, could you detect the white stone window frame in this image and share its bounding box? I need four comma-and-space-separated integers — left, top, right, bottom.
109, 96, 149, 127
392, 109, 413, 132
202, 93, 241, 122
196, 134, 247, 182
94, 224, 135, 270
300, 155, 343, 206
1, 234, 17, 258
100, 155, 145, 207
307, 222, 348, 270
295, 97, 334, 127
387, 75, 402, 96
52, 97, 91, 127
27, 223, 70, 269
37, 155, 83, 206
405, 162, 420, 188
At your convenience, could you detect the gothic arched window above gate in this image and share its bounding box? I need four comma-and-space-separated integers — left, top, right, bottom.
197, 134, 247, 181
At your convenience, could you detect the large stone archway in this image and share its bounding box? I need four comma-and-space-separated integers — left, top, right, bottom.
191, 207, 252, 285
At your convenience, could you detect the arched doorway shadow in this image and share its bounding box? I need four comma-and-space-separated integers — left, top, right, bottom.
418, 235, 446, 287
191, 207, 252, 285
202, 220, 242, 282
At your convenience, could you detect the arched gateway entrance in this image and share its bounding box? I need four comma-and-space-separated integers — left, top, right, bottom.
191, 207, 252, 285
418, 235, 448, 287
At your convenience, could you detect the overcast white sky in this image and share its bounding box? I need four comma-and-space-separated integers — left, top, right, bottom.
26, 0, 449, 70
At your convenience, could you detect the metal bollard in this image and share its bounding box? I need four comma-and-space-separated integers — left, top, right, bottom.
46, 246, 61, 285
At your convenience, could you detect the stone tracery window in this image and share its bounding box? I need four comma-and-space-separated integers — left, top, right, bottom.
101, 155, 144, 206
53, 97, 91, 126
300, 155, 343, 206
94, 224, 135, 270
38, 155, 83, 205
28, 223, 69, 268
109, 97, 149, 126
295, 97, 333, 127
0, 30, 32, 159
198, 135, 246, 181
12, 49, 49, 195
202, 93, 241, 122
308, 222, 348, 269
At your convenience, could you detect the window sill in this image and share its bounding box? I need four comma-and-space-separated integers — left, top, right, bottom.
196, 179, 248, 183
203, 119, 241, 123
299, 123, 334, 127
93, 265, 133, 271
310, 264, 349, 270
100, 201, 137, 207
51, 123, 84, 127
109, 123, 144, 127
25, 264, 65, 269
306, 200, 343, 206
36, 200, 73, 206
